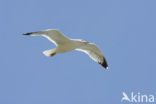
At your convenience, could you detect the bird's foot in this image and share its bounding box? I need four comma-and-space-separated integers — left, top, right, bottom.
50, 52, 56, 56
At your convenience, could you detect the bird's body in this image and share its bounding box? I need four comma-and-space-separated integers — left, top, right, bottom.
24, 29, 108, 69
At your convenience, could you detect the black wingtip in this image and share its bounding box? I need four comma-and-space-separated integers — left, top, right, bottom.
23, 31, 38, 35
23, 33, 32, 35
99, 57, 109, 69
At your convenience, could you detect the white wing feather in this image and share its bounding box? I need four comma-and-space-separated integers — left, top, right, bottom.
76, 43, 108, 69
23, 29, 70, 46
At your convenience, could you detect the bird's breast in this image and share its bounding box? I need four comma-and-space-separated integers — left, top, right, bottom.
56, 43, 77, 53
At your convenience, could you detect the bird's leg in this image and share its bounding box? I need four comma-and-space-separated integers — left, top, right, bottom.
50, 52, 56, 56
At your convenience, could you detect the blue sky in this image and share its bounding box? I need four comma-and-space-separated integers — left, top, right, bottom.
1, 0, 156, 104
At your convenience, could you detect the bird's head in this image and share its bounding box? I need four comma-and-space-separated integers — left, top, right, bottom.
83, 41, 89, 44
80, 40, 89, 44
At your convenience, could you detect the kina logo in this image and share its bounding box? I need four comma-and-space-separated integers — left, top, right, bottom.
121, 92, 155, 103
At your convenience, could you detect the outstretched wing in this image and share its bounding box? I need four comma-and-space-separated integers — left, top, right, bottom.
76, 43, 108, 69
23, 29, 70, 46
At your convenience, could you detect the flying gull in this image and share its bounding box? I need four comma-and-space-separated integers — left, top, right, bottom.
23, 29, 108, 69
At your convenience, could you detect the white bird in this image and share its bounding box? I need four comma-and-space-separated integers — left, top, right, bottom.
23, 29, 108, 69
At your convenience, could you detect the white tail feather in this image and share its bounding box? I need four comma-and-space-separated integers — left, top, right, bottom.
43, 49, 56, 56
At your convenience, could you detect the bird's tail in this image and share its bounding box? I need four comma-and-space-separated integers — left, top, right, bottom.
43, 49, 56, 56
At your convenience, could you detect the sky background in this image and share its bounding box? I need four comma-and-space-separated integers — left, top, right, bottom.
0, 0, 156, 104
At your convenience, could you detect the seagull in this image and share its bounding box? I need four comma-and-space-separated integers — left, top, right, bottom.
23, 29, 108, 69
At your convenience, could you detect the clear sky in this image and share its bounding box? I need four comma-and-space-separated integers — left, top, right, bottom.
1, 0, 156, 104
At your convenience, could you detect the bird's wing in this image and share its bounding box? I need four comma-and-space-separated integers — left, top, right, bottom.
23, 29, 70, 46
75, 43, 108, 69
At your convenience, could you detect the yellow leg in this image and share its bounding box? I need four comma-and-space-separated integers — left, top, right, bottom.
50, 52, 56, 56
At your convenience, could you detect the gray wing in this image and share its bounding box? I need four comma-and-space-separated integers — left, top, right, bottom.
76, 43, 108, 69
23, 29, 70, 46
